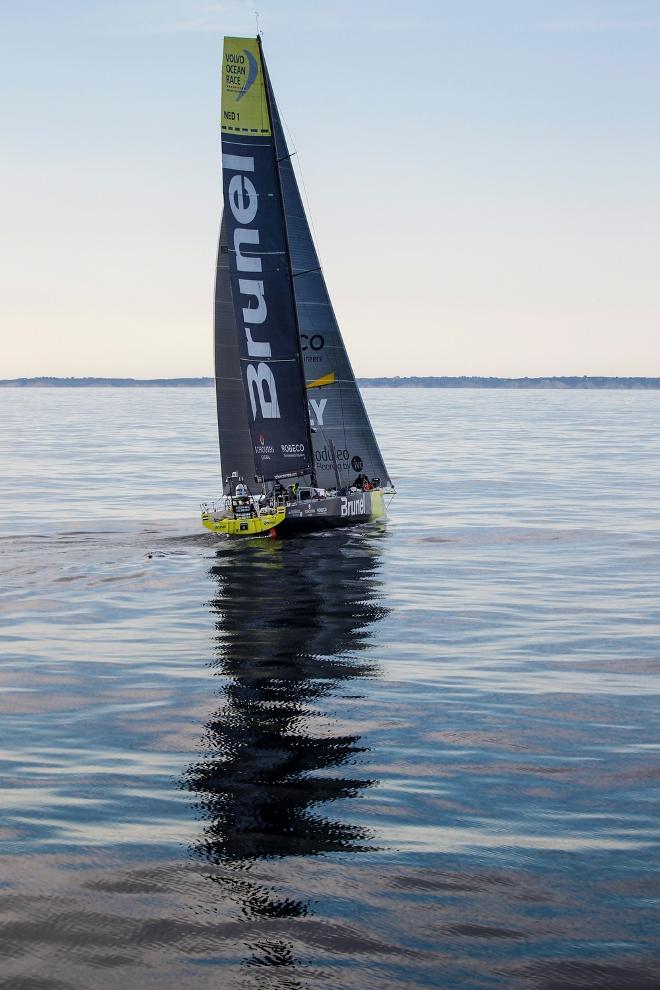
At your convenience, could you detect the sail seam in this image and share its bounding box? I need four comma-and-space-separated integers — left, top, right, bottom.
292, 267, 322, 278
224, 126, 270, 134
239, 357, 303, 363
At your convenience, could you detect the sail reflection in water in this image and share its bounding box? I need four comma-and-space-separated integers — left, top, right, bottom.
183, 531, 388, 921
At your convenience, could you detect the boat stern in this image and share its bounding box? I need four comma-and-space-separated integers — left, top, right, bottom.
201, 502, 286, 536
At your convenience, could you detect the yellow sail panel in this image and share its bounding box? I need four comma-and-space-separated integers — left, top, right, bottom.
221, 37, 271, 136
306, 372, 336, 389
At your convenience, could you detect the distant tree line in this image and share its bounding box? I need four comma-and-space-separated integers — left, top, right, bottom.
1, 376, 660, 389
355, 376, 660, 389
0, 377, 214, 387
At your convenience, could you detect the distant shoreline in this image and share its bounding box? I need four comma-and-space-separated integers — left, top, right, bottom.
2, 376, 660, 389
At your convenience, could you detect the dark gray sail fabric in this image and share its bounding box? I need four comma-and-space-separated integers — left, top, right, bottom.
220, 126, 312, 481
214, 215, 257, 490
262, 62, 393, 490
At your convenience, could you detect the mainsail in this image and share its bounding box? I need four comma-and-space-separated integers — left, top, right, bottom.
261, 56, 393, 490
218, 37, 313, 483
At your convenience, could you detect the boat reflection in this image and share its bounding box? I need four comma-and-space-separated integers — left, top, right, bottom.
188, 530, 387, 860
183, 530, 387, 954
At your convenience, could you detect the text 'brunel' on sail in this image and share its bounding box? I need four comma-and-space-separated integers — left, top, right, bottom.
201, 36, 394, 536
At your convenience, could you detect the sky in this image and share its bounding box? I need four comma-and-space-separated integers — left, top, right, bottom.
2, 0, 659, 378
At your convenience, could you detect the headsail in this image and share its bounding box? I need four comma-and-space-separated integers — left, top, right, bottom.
261, 60, 393, 490
219, 37, 312, 482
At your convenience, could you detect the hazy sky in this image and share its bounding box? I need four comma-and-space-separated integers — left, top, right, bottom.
2, 0, 659, 377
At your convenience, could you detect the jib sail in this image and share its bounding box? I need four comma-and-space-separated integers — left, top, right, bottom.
261, 57, 393, 490
218, 37, 312, 482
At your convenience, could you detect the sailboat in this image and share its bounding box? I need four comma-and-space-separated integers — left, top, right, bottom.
201, 36, 394, 537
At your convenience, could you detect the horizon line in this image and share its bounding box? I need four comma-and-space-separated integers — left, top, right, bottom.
3, 375, 660, 390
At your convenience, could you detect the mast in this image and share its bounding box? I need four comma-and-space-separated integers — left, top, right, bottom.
258, 36, 318, 487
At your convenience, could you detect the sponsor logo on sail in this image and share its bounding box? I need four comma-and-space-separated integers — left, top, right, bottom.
301, 334, 324, 363
221, 39, 270, 136
223, 152, 281, 422
224, 49, 258, 102
351, 455, 363, 472
281, 443, 305, 456
254, 434, 274, 457
308, 398, 327, 427
237, 49, 258, 101
315, 445, 349, 475
300, 334, 324, 351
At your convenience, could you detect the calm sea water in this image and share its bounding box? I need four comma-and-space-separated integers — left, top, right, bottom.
1, 387, 660, 989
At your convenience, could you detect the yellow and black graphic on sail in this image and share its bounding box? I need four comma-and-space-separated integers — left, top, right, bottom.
306, 372, 335, 389
221, 37, 271, 136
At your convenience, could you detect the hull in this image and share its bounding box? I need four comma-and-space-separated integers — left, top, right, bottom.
202, 490, 387, 538
276, 490, 386, 535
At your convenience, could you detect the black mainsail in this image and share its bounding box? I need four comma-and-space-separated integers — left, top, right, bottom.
218, 37, 312, 483
215, 37, 391, 492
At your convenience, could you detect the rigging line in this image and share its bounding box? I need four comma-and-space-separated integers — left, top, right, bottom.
292, 266, 322, 278
278, 105, 325, 271
276, 151, 296, 164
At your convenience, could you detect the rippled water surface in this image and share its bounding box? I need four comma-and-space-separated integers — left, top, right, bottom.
1, 387, 660, 989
